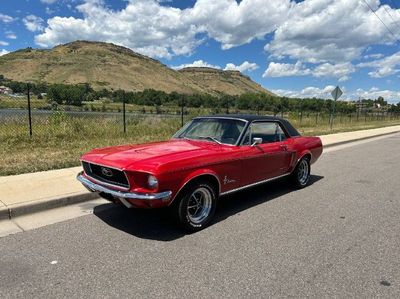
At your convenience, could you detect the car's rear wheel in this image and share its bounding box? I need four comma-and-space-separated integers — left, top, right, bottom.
172, 181, 217, 232
291, 157, 311, 188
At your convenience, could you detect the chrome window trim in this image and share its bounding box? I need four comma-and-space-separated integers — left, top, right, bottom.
220, 172, 290, 196
239, 120, 289, 146
175, 117, 249, 146
81, 160, 131, 190
194, 116, 249, 123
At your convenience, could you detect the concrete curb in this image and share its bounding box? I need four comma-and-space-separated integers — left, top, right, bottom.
0, 207, 10, 221
3, 192, 98, 220
1, 127, 399, 220
322, 130, 400, 148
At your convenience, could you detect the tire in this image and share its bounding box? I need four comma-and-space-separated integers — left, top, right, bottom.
291, 157, 311, 189
172, 181, 217, 232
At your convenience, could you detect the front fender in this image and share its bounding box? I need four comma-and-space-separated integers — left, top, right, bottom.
168, 168, 221, 205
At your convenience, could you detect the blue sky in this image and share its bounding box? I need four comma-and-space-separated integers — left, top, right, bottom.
1, 0, 400, 103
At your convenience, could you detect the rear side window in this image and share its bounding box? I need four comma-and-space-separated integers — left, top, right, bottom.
242, 122, 287, 145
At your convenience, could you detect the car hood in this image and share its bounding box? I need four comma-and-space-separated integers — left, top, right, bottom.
81, 139, 231, 173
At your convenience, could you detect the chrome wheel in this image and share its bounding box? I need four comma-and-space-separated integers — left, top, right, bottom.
186, 187, 213, 224
297, 159, 310, 185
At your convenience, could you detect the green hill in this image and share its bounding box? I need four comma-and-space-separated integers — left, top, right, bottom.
0, 40, 272, 96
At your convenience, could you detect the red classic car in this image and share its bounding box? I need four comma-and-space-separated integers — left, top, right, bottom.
77, 115, 323, 231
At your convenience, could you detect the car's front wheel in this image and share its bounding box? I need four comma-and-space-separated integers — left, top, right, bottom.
172, 181, 217, 232
291, 157, 311, 188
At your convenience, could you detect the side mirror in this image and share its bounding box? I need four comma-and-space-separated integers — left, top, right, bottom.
251, 137, 262, 146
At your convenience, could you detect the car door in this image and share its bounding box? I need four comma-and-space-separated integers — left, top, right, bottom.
239, 121, 292, 186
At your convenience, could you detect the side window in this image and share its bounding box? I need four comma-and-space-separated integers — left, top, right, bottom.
243, 122, 287, 145
275, 124, 287, 142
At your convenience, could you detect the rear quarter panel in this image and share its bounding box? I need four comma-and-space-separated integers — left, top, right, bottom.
289, 136, 323, 167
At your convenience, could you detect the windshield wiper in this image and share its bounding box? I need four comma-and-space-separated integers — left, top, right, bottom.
197, 136, 222, 144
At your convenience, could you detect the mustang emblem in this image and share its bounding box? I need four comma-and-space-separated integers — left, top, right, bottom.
223, 175, 236, 185
101, 167, 113, 177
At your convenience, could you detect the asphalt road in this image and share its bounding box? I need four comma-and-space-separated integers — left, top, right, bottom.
1, 134, 400, 298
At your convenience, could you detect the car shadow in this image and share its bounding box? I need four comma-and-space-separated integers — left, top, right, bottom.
93, 175, 324, 242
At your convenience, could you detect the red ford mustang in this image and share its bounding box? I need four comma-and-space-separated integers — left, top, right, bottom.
77, 115, 323, 231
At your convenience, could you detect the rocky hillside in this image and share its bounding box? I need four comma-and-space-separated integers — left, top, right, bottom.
179, 67, 271, 95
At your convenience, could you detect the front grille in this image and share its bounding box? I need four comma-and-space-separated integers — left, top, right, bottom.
82, 161, 129, 189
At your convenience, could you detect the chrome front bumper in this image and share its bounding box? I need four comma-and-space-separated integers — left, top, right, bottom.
77, 172, 172, 206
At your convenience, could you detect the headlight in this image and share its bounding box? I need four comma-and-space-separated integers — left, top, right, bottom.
147, 175, 158, 189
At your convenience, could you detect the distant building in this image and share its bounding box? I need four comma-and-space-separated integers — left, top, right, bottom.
0, 86, 13, 94
355, 100, 366, 112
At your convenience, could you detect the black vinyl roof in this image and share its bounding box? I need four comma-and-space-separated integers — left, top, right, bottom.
202, 114, 282, 122
196, 114, 301, 137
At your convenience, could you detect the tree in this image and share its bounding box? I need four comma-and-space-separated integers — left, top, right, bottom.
46, 84, 91, 106
375, 96, 387, 106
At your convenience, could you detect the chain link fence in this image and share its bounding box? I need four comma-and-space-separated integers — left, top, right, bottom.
1, 95, 400, 141
1, 94, 399, 175
0, 97, 186, 142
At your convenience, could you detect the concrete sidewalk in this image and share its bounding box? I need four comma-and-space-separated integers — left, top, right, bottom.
318, 125, 400, 147
0, 167, 98, 220
1, 125, 400, 220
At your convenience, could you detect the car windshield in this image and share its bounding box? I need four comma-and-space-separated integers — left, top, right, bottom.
173, 118, 246, 145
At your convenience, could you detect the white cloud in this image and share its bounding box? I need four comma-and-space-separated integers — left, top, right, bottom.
23, 15, 45, 32
0, 13, 15, 23
46, 7, 56, 15
263, 61, 311, 77
0, 41, 9, 46
355, 87, 400, 103
6, 32, 17, 40
31, 0, 400, 64
313, 62, 355, 81
35, 0, 200, 59
224, 61, 258, 72
265, 0, 400, 63
358, 51, 400, 78
173, 59, 259, 72
188, 0, 293, 49
363, 53, 384, 60
272, 85, 337, 99
35, 0, 293, 58
370, 86, 379, 92
272, 86, 400, 103
41, 0, 58, 4
171, 60, 221, 70
264, 61, 354, 81
0, 49, 10, 56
